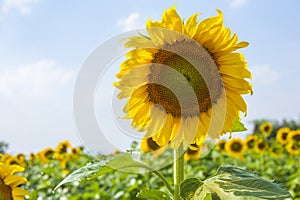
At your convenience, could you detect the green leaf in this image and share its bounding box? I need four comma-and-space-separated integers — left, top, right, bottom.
231, 118, 247, 132
54, 153, 152, 191
180, 178, 202, 200
136, 189, 171, 200
192, 165, 292, 200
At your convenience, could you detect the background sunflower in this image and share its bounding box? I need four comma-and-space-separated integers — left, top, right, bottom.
225, 138, 245, 158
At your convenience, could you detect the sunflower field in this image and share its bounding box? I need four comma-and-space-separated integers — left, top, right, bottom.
0, 119, 299, 199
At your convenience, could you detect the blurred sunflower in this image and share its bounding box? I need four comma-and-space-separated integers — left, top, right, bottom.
285, 130, 300, 155
0, 163, 29, 200
140, 137, 161, 153
215, 139, 226, 152
260, 122, 273, 135
244, 135, 257, 150
287, 130, 300, 143
70, 147, 83, 158
115, 6, 252, 148
276, 127, 290, 145
140, 137, 164, 158
286, 141, 300, 155
255, 139, 268, 153
225, 138, 245, 158
56, 140, 72, 154
29, 153, 35, 162
40, 148, 55, 163
184, 143, 201, 161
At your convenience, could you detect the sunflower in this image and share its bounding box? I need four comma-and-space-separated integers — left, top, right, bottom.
29, 153, 35, 162
225, 138, 245, 158
255, 139, 268, 153
184, 143, 201, 161
287, 130, 300, 143
0, 163, 29, 200
56, 140, 72, 154
140, 137, 165, 158
276, 127, 290, 145
215, 139, 226, 152
260, 122, 273, 135
286, 141, 300, 155
115, 6, 252, 148
40, 147, 55, 163
244, 135, 258, 150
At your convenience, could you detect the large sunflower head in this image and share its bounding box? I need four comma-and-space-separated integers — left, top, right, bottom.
115, 6, 252, 149
276, 127, 290, 145
260, 121, 273, 135
225, 138, 245, 158
0, 163, 29, 200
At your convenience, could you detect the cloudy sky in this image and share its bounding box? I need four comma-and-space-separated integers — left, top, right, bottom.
1, 0, 300, 154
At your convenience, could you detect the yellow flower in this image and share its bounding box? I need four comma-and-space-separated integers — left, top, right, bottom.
56, 140, 72, 154
70, 147, 83, 158
287, 130, 300, 143
0, 163, 29, 200
276, 127, 290, 145
225, 138, 245, 158
140, 137, 165, 158
184, 143, 201, 161
40, 147, 55, 163
29, 153, 35, 162
115, 6, 252, 148
285, 130, 300, 155
244, 135, 258, 150
215, 139, 226, 152
286, 141, 300, 155
260, 122, 273, 135
140, 137, 161, 153
255, 139, 268, 153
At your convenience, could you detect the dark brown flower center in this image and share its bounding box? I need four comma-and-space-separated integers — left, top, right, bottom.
264, 126, 270, 132
282, 132, 288, 140
247, 139, 255, 149
231, 142, 243, 152
147, 138, 161, 151
258, 142, 266, 150
0, 178, 13, 200
292, 134, 300, 142
147, 40, 223, 117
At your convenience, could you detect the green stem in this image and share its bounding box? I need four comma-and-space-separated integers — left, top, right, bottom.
127, 164, 174, 194
152, 169, 174, 194
174, 143, 184, 200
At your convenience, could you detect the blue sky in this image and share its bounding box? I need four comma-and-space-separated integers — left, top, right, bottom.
0, 0, 300, 154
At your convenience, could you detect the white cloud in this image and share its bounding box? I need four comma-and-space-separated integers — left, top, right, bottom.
117, 12, 143, 32
0, 60, 75, 98
228, 0, 248, 8
1, 0, 40, 15
251, 64, 280, 85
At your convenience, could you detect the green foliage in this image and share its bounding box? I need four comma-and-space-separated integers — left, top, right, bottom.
136, 189, 171, 200
55, 153, 153, 190
0, 141, 8, 154
180, 178, 202, 200
232, 118, 247, 132
185, 165, 291, 200
14, 118, 300, 199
